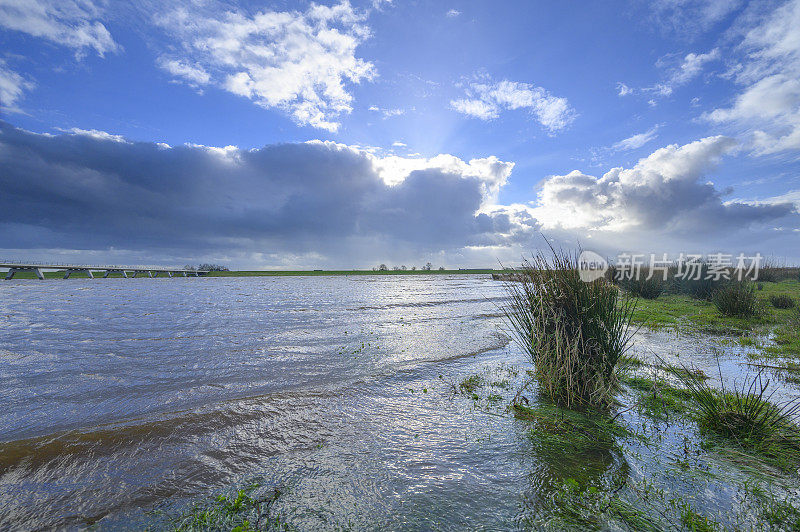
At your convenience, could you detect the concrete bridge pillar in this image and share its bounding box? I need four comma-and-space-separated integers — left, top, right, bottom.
122, 271, 128, 278
4, 267, 44, 280
64, 270, 71, 279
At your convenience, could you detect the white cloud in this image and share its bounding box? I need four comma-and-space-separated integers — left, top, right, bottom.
391, 141, 406, 147
704, 0, 800, 154
155, 1, 376, 132
0, 60, 33, 108
450, 98, 498, 120
531, 136, 792, 233
446, 9, 461, 17
0, 0, 118, 56
644, 48, 720, 99
651, 0, 742, 36
306, 140, 515, 204
157, 57, 211, 87
761, 189, 800, 209
368, 105, 404, 118
450, 79, 576, 132
612, 126, 659, 151
671, 48, 720, 85
620, 48, 720, 102
57, 127, 128, 143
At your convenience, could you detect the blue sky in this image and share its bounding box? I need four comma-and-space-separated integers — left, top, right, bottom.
1, 0, 799, 268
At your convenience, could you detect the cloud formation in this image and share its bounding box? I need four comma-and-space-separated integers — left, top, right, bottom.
0, 0, 118, 56
154, 1, 375, 131
612, 126, 660, 151
704, 0, 800, 154
450, 79, 576, 132
0, 60, 33, 108
620, 48, 720, 100
1, 121, 797, 266
533, 136, 793, 233
650, 0, 742, 36
0, 121, 526, 264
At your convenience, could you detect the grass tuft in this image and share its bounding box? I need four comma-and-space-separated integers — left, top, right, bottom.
616, 274, 665, 300
769, 294, 795, 309
670, 367, 800, 469
503, 244, 636, 409
712, 280, 758, 318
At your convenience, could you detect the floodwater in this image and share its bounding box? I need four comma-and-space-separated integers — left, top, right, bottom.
0, 275, 798, 530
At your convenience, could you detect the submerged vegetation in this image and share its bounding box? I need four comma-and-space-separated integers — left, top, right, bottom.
503, 246, 636, 409
169, 484, 285, 532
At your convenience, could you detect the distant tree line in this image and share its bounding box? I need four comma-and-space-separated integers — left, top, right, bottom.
184, 263, 230, 271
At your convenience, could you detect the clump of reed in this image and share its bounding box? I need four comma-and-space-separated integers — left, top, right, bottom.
712, 280, 758, 317
769, 294, 795, 309
667, 262, 728, 300
756, 257, 785, 283
615, 274, 665, 300
503, 246, 636, 409
671, 368, 800, 467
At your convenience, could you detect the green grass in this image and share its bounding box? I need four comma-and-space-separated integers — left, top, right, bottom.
630, 293, 767, 333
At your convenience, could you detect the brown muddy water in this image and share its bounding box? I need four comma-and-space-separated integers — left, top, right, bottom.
0, 275, 798, 530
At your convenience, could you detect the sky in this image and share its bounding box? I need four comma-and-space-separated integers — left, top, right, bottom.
0, 0, 798, 269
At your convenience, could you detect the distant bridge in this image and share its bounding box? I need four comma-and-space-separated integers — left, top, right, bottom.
1, 261, 208, 280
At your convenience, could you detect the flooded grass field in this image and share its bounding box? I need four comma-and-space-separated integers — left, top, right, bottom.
1, 275, 799, 530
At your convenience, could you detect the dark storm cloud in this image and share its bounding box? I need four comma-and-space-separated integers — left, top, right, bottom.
0, 121, 518, 255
